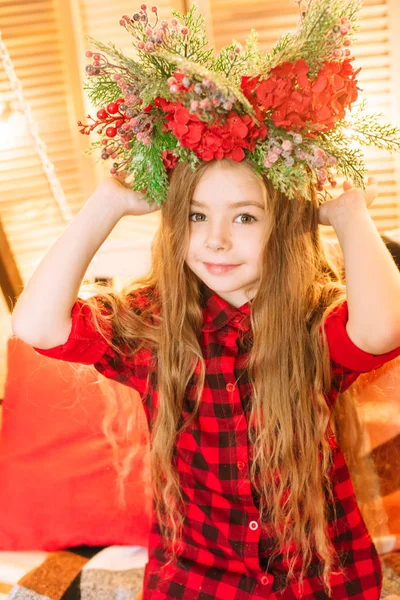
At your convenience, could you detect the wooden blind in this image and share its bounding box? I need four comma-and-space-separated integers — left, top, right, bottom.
208, 0, 400, 236
77, 0, 185, 264
0, 0, 96, 284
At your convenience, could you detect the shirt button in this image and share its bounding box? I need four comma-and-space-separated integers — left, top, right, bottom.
249, 520, 258, 531
237, 461, 246, 470
226, 383, 235, 392
261, 575, 269, 585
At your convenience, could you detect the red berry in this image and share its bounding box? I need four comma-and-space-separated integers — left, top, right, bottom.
115, 118, 124, 127
107, 102, 119, 114
93, 53, 101, 60
106, 126, 117, 137
116, 97, 125, 105
110, 168, 117, 174
141, 4, 147, 10
85, 50, 93, 57
96, 108, 108, 120
143, 103, 152, 113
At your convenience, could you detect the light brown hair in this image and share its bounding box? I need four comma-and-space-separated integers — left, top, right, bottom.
81, 158, 377, 595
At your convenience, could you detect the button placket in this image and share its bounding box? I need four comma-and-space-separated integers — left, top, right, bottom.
243, 512, 262, 572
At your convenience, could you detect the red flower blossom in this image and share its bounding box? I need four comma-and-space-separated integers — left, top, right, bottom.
154, 96, 268, 162
162, 150, 179, 170
240, 58, 360, 134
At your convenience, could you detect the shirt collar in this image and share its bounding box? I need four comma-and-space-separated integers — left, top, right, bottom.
200, 282, 251, 332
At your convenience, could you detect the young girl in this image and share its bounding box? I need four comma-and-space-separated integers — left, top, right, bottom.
11, 1, 400, 598
11, 157, 400, 600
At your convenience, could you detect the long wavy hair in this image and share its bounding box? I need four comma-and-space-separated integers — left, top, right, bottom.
80, 158, 381, 595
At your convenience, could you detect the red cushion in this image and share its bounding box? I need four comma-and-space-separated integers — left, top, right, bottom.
0, 337, 152, 550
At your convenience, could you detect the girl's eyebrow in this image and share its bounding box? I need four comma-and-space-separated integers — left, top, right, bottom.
191, 199, 265, 210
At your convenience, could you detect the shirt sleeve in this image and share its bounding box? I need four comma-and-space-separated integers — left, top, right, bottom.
323, 300, 400, 394
32, 297, 111, 366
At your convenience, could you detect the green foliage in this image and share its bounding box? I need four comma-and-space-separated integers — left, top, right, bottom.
86, 37, 147, 80
210, 29, 264, 83
318, 129, 367, 188
251, 142, 313, 199
83, 75, 121, 108
340, 100, 400, 152
140, 78, 174, 107
128, 141, 169, 207
268, 0, 362, 75
268, 161, 313, 199
169, 5, 215, 66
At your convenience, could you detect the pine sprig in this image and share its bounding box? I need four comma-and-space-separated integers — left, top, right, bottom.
128, 136, 170, 207
140, 78, 174, 107
251, 141, 313, 198
262, 33, 293, 73
83, 74, 121, 107
86, 37, 147, 81
334, 148, 367, 188
210, 30, 264, 84
168, 5, 215, 66
268, 0, 362, 74
339, 101, 400, 152
267, 160, 313, 198
319, 130, 367, 187
239, 29, 266, 76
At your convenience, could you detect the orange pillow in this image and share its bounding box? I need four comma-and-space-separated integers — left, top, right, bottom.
353, 357, 400, 548
0, 337, 152, 550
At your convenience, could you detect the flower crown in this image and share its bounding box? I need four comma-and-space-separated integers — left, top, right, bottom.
78, 0, 400, 206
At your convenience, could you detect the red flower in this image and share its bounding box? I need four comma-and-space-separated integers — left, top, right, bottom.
240, 58, 360, 134
162, 150, 179, 170
154, 97, 268, 162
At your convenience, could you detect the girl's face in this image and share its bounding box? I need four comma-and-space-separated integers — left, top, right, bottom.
185, 162, 268, 308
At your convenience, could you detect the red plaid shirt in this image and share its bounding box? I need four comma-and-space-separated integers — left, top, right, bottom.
34, 283, 400, 600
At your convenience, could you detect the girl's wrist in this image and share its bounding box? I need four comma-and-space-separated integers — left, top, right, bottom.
330, 202, 372, 243
328, 196, 370, 231
89, 180, 127, 223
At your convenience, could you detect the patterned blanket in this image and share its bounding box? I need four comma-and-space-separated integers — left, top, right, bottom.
2, 546, 147, 600
1, 545, 399, 599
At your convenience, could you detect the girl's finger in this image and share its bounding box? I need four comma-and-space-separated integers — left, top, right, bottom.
365, 179, 378, 206
113, 170, 132, 188
343, 180, 353, 192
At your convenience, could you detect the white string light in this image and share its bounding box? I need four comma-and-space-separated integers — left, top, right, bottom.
0, 29, 73, 223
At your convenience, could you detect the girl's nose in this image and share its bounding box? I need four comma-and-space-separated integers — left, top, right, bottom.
205, 228, 231, 251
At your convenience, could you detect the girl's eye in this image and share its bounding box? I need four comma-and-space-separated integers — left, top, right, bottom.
189, 213, 257, 224
236, 213, 256, 224
189, 213, 206, 222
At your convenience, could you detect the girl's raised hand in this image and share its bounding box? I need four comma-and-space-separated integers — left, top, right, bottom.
318, 176, 378, 226
97, 170, 160, 218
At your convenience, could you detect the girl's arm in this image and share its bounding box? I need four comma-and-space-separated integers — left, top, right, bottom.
11, 177, 158, 350
328, 189, 400, 354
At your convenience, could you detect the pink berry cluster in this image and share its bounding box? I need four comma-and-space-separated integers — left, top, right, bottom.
166, 69, 238, 118
263, 132, 338, 190
84, 50, 108, 77
119, 4, 189, 55
331, 16, 353, 60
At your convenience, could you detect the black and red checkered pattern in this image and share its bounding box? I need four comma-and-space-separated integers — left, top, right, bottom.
34, 283, 400, 599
